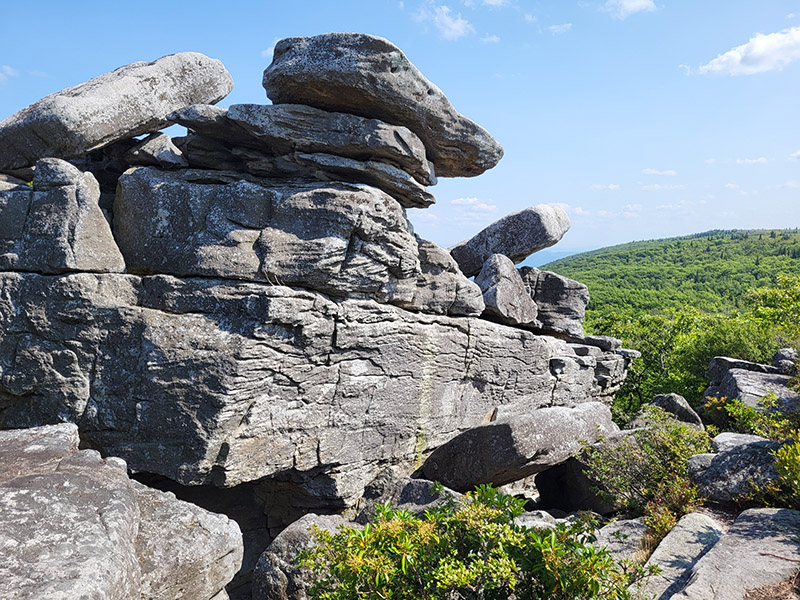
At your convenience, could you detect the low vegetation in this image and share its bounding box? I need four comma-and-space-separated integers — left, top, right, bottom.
300, 485, 655, 600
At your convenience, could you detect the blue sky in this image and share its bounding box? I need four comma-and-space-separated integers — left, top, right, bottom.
2, 1, 799, 253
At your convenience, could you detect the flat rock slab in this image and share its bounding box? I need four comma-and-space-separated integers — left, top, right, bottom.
594, 518, 648, 563
450, 205, 570, 277
639, 512, 725, 600
670, 508, 800, 600
420, 402, 617, 491
262, 33, 503, 178
0, 423, 242, 600
0, 273, 628, 505
0, 52, 233, 170
171, 103, 434, 186
0, 158, 124, 274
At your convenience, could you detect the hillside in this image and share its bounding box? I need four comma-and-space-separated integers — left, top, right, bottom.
542, 229, 800, 316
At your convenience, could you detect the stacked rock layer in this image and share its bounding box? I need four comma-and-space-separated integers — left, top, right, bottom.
0, 33, 636, 596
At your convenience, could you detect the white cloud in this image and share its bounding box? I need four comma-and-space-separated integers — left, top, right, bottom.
451, 197, 479, 205
698, 26, 800, 76
0, 65, 17, 84
625, 204, 642, 211
642, 184, 686, 191
483, 0, 509, 6
549, 23, 573, 35
573, 206, 590, 215
642, 168, 677, 176
723, 183, 740, 189
790, 150, 800, 160
416, 5, 475, 40
261, 37, 282, 60
480, 34, 501, 43
603, 0, 657, 20
450, 197, 497, 211
778, 181, 800, 189
704, 158, 717, 164
736, 157, 768, 164
590, 184, 621, 190
788, 12, 799, 19
524, 13, 536, 23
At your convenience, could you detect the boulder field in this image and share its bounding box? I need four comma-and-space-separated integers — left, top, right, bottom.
0, 34, 641, 597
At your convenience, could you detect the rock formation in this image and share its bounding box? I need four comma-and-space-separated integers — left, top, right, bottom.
0, 35, 635, 595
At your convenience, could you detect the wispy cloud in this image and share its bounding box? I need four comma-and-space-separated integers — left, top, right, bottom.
480, 34, 501, 43
704, 158, 717, 164
549, 23, 573, 35
603, 0, 657, 20
415, 4, 475, 40
448, 196, 499, 225
261, 37, 282, 59
736, 157, 768, 164
524, 14, 536, 23
451, 197, 497, 211
642, 168, 677, 176
0, 65, 17, 84
642, 184, 686, 191
697, 26, 800, 75
590, 184, 621, 190
482, 0, 509, 6
790, 150, 800, 160
723, 183, 740, 190
778, 181, 800, 189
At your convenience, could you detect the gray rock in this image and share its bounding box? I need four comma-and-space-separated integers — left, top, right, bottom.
0, 158, 124, 273
670, 508, 800, 600
594, 518, 648, 563
252, 513, 350, 600
519, 266, 589, 338
114, 167, 421, 306
639, 512, 725, 600
705, 356, 781, 385
355, 476, 460, 524
628, 393, 704, 431
176, 132, 245, 171
772, 347, 798, 375
0, 423, 243, 600
705, 367, 799, 409
475, 254, 539, 326
241, 150, 435, 209
262, 33, 503, 178
712, 432, 769, 453
688, 439, 782, 504
450, 205, 570, 278
403, 236, 484, 317
0, 173, 28, 190
420, 402, 617, 492
0, 273, 630, 505
0, 52, 233, 170
133, 481, 243, 600
514, 510, 557, 530
125, 132, 189, 169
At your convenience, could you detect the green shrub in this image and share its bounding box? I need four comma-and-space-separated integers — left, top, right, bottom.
299, 484, 655, 600
583, 407, 710, 542
702, 394, 800, 440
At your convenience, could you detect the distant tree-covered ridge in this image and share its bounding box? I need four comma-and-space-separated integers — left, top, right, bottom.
542, 229, 800, 317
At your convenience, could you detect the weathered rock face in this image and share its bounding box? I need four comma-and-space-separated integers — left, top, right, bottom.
0, 272, 629, 505
262, 33, 503, 178
475, 253, 539, 326
0, 158, 125, 274
627, 393, 704, 431
687, 439, 782, 504
0, 52, 233, 171
0, 423, 242, 600
639, 512, 725, 600
670, 508, 800, 600
519, 267, 589, 338
705, 367, 799, 409
126, 132, 189, 170
450, 205, 570, 277
419, 402, 617, 492
593, 518, 648, 563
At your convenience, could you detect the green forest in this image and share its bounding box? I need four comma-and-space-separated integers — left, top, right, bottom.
541, 229, 800, 420
543, 229, 800, 317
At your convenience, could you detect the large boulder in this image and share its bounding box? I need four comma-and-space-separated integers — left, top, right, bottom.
171, 103, 435, 186
670, 508, 800, 600
420, 402, 617, 491
0, 158, 124, 273
518, 266, 589, 338
450, 205, 570, 278
593, 518, 648, 563
687, 439, 782, 504
627, 393, 704, 431
0, 52, 233, 171
0, 273, 630, 506
262, 33, 503, 178
638, 512, 725, 600
252, 513, 349, 600
0, 423, 242, 600
475, 253, 539, 326
704, 367, 799, 409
